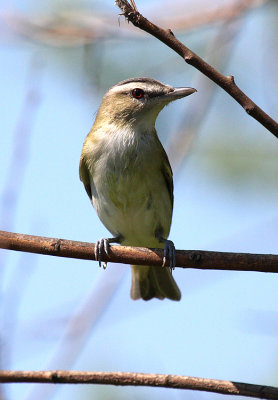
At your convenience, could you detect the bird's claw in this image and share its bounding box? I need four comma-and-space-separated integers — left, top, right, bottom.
95, 238, 111, 268
162, 239, 176, 270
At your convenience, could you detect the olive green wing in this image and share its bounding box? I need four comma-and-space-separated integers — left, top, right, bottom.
160, 148, 174, 209
79, 154, 92, 200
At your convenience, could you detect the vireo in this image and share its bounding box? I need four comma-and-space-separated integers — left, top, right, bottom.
80, 77, 196, 301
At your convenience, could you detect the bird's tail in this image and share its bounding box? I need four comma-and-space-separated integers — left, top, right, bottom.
130, 265, 181, 301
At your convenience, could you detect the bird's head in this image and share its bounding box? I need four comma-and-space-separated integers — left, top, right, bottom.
94, 77, 196, 130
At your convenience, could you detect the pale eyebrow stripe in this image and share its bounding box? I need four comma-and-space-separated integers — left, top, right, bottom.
116, 77, 163, 86
109, 83, 141, 94
109, 81, 171, 97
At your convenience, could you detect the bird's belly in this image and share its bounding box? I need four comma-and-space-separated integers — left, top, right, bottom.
91, 171, 171, 247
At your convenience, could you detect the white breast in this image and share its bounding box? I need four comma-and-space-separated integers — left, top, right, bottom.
88, 125, 172, 247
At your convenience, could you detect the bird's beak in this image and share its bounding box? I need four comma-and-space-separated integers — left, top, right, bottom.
165, 86, 197, 101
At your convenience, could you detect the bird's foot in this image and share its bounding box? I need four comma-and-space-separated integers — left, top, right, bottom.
95, 238, 111, 268
94, 235, 122, 269
162, 239, 176, 270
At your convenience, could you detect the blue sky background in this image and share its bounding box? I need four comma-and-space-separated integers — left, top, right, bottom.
1, 0, 278, 399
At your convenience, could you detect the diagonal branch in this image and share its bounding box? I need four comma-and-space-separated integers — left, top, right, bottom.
0, 370, 277, 399
1, 230, 278, 272
115, 0, 278, 138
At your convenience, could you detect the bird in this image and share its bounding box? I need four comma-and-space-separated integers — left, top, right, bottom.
79, 77, 196, 301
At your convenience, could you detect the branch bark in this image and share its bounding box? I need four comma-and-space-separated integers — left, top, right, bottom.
1, 230, 278, 272
0, 370, 277, 398
115, 0, 278, 138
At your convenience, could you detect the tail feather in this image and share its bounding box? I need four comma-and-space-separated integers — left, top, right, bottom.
130, 265, 181, 301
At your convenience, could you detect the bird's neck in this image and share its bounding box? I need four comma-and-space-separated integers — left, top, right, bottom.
94, 104, 162, 133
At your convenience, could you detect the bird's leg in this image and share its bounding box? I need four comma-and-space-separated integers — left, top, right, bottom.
95, 235, 122, 268
157, 235, 176, 270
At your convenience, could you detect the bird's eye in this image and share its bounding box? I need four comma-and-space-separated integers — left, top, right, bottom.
131, 88, 144, 99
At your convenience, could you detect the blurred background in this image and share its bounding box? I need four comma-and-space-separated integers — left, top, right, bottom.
1, 0, 278, 399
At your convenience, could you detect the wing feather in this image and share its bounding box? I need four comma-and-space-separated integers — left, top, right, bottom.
79, 155, 92, 199
160, 147, 174, 209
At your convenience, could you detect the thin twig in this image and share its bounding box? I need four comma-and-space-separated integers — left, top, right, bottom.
1, 230, 278, 272
115, 0, 278, 138
0, 370, 277, 399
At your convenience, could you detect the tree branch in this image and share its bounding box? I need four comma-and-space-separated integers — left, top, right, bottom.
115, 0, 278, 138
1, 230, 278, 272
0, 370, 277, 398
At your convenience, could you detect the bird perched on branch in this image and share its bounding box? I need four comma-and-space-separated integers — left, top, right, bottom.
79, 77, 196, 301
